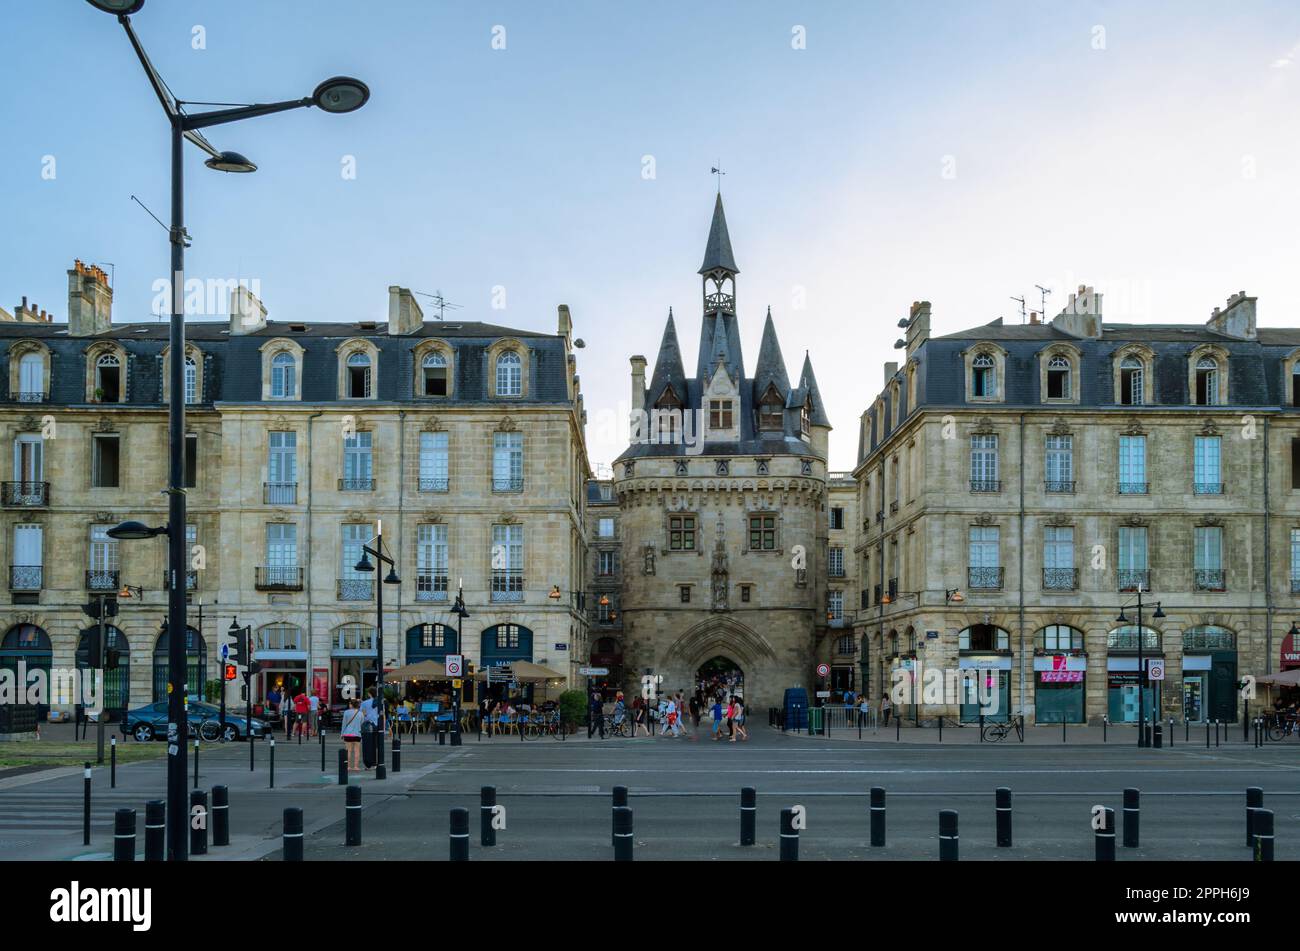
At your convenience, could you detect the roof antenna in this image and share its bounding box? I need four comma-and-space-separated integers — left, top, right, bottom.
1034, 284, 1052, 320
413, 289, 462, 321
1010, 295, 1027, 324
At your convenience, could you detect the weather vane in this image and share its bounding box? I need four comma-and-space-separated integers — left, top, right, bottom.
711, 164, 725, 191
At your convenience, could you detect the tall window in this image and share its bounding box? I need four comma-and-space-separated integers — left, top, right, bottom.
495, 350, 521, 397
342, 432, 373, 490
1194, 526, 1225, 590
598, 517, 615, 538
669, 515, 696, 551
1117, 526, 1149, 590
829, 547, 845, 577
1045, 434, 1074, 491
828, 590, 844, 622
968, 526, 1001, 589
257, 624, 302, 652
1291, 528, 1300, 592
13, 433, 43, 485
11, 523, 42, 590
18, 352, 44, 401
1193, 436, 1222, 494
1043, 526, 1075, 590
1118, 435, 1147, 493
1195, 357, 1219, 405
492, 431, 523, 491
598, 550, 617, 576
758, 394, 783, 431
339, 524, 373, 600
1120, 356, 1144, 406
1046, 354, 1071, 399
419, 431, 449, 492
417, 524, 449, 601
491, 523, 524, 600
422, 352, 448, 396
184, 355, 198, 403
271, 352, 296, 399
346, 352, 371, 398
95, 353, 121, 402
970, 434, 999, 491
267, 431, 297, 503
748, 514, 776, 551
91, 434, 121, 487
265, 523, 298, 572
88, 524, 119, 588
800, 397, 812, 436
971, 353, 995, 397
184, 433, 198, 489
830, 507, 845, 530
709, 399, 734, 429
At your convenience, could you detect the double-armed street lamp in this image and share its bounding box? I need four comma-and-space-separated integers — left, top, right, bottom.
1116, 590, 1166, 747
87, 0, 368, 861
354, 523, 401, 777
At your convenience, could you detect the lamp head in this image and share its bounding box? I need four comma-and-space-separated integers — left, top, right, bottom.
383, 567, 400, 586
312, 76, 370, 114
598, 594, 610, 606
354, 553, 375, 572
107, 520, 164, 540
548, 585, 561, 601
1152, 603, 1167, 620
1116, 610, 1130, 624
228, 618, 241, 635
204, 151, 257, 173
86, 0, 145, 14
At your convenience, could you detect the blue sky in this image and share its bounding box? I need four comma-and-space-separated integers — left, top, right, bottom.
5, 1, 1300, 470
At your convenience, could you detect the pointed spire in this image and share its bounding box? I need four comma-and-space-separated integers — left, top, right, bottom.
752, 307, 791, 402
647, 308, 687, 407
798, 350, 832, 428
698, 192, 739, 275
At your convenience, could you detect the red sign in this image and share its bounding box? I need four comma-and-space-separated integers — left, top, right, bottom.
1283, 631, 1300, 669
1040, 671, 1084, 683
224, 664, 238, 682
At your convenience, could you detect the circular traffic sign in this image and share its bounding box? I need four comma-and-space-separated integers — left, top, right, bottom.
816, 663, 830, 678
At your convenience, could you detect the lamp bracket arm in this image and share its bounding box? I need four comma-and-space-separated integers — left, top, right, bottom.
120, 15, 179, 119
181, 98, 313, 131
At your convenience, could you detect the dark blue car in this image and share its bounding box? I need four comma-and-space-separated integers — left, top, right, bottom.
123, 700, 270, 743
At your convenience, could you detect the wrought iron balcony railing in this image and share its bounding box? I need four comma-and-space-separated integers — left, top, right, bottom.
492, 477, 524, 493
86, 569, 120, 591
2, 482, 49, 507
1116, 568, 1150, 592
967, 566, 1004, 590
1107, 631, 1160, 651
419, 477, 450, 493
1193, 482, 1224, 496
1194, 568, 1226, 591
9, 565, 42, 591
490, 572, 524, 602
15, 391, 45, 403
264, 482, 298, 504
338, 578, 375, 601
338, 478, 375, 492
1117, 482, 1149, 495
969, 480, 1001, 493
1042, 567, 1078, 590
416, 574, 449, 601
255, 566, 303, 591
1044, 480, 1075, 493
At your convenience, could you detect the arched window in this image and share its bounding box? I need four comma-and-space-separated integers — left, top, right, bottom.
406, 622, 456, 659
76, 626, 131, 712
95, 353, 122, 402
971, 352, 995, 397
1195, 356, 1219, 405
422, 351, 448, 397
1046, 354, 1071, 399
496, 350, 522, 397
1120, 356, 1144, 406
184, 355, 198, 403
1038, 625, 1084, 651
958, 624, 1010, 651
1183, 625, 1235, 650
1107, 625, 1160, 651
152, 625, 206, 701
271, 352, 296, 398
17, 352, 44, 401
346, 352, 372, 398
256, 623, 303, 652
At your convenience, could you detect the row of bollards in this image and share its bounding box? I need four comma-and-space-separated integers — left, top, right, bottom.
111, 785, 231, 861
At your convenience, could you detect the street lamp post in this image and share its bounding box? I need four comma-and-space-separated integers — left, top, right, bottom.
1117, 589, 1166, 748
452, 584, 471, 745
87, 0, 367, 860
355, 522, 400, 778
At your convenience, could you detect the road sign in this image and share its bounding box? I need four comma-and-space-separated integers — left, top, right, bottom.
579, 667, 609, 676
452, 679, 463, 689
816, 663, 830, 678
1148, 660, 1165, 681
445, 654, 463, 678
488, 666, 513, 684
221, 644, 229, 661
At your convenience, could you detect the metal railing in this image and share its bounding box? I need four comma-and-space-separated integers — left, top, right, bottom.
1117, 482, 1149, 495
15, 391, 45, 403
255, 566, 303, 590
491, 573, 524, 602
86, 569, 120, 591
969, 479, 1001, 493
416, 574, 449, 601
2, 481, 49, 507
263, 482, 298, 504
338, 578, 375, 601
1116, 568, 1150, 591
9, 565, 42, 591
1194, 568, 1226, 591
1044, 480, 1075, 493
338, 478, 375, 492
967, 566, 1004, 590
1193, 482, 1224, 495
419, 477, 450, 493
1107, 631, 1160, 651
493, 477, 524, 493
1042, 567, 1077, 590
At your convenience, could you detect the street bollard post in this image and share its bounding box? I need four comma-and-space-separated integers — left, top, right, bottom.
346, 786, 362, 847
995, 788, 1012, 848
939, 810, 959, 861
83, 762, 92, 846
612, 786, 628, 847
392, 735, 401, 773
1122, 788, 1140, 848
338, 748, 348, 786
1246, 787, 1263, 848
1095, 806, 1115, 861
270, 738, 276, 789
212, 785, 229, 847
189, 789, 208, 856
144, 800, 165, 861
113, 808, 136, 862
450, 807, 470, 861
1253, 809, 1274, 862
193, 738, 199, 788
110, 736, 117, 788
282, 807, 304, 861
870, 787, 886, 847
320, 729, 326, 772
779, 808, 799, 862
740, 787, 756, 846
613, 806, 634, 861
481, 786, 497, 847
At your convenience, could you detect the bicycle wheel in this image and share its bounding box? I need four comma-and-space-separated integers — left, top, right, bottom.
198, 719, 221, 742
1267, 724, 1284, 742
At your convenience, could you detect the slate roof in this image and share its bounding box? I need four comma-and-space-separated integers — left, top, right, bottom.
646, 310, 687, 405
698, 193, 739, 275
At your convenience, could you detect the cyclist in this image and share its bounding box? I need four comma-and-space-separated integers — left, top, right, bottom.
612, 693, 627, 734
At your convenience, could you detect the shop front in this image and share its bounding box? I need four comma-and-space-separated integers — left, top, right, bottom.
151, 624, 206, 702
1181, 625, 1237, 723
1, 623, 52, 719
480, 624, 533, 703
330, 622, 379, 708
76, 626, 130, 719
1106, 625, 1161, 724
958, 624, 1012, 723
589, 636, 623, 700
1033, 626, 1086, 724
401, 623, 459, 704
1282, 630, 1300, 671
253, 623, 309, 713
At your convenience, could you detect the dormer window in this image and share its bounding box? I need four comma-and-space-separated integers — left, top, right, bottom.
1120, 356, 1144, 406
271, 352, 296, 398
758, 391, 783, 431
496, 350, 522, 397
184, 356, 198, 404
971, 353, 995, 397
709, 399, 734, 429
800, 397, 812, 437
1046, 355, 1070, 399
346, 352, 372, 398
422, 352, 448, 397
95, 354, 121, 402
1195, 357, 1219, 405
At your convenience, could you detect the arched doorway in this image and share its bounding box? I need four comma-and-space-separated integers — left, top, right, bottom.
957, 623, 1012, 723
0, 623, 52, 719
152, 625, 207, 701
695, 656, 743, 700
407, 622, 457, 662
76, 626, 131, 719
589, 636, 623, 700
480, 624, 534, 703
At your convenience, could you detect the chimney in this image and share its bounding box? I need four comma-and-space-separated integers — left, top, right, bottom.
1029, 311, 1040, 325
630, 355, 647, 414
1049, 284, 1103, 339
883, 361, 899, 388
556, 303, 573, 343
229, 285, 268, 335
386, 286, 423, 335
905, 300, 931, 357
66, 259, 112, 336
8, 296, 49, 323
1205, 290, 1256, 340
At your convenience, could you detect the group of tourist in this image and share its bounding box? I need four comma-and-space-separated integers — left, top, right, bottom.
264, 683, 322, 740
599, 688, 749, 741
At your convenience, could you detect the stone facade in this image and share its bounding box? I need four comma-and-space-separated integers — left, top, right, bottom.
0, 265, 590, 718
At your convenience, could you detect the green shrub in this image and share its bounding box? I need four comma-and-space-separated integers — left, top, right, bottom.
558, 690, 587, 726
203, 679, 223, 703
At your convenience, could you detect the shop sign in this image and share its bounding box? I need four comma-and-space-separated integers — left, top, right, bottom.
1282, 631, 1300, 668
1040, 671, 1084, 683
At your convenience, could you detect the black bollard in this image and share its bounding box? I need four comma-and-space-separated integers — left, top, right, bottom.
282, 807, 304, 861
189, 789, 208, 856
1103, 716, 1107, 743
1215, 719, 1221, 747
113, 808, 136, 862
995, 788, 1012, 848
1246, 788, 1263, 848
320, 730, 326, 772
439, 724, 446, 746
338, 748, 348, 786
1168, 718, 1174, 747
392, 735, 401, 773
193, 738, 199, 788
939, 809, 959, 861
1253, 809, 1274, 862
346, 786, 362, 846
269, 738, 276, 789
1206, 721, 1210, 748
613, 806, 634, 861
612, 786, 628, 847
110, 736, 117, 789
779, 808, 799, 862
82, 763, 92, 846
870, 787, 886, 847
939, 716, 943, 742
250, 730, 255, 771
740, 787, 756, 846
1186, 718, 1190, 744
450, 807, 470, 861
144, 800, 165, 861
1062, 717, 1067, 744
1153, 721, 1162, 748
212, 785, 229, 847
481, 786, 497, 847
1095, 807, 1115, 861
1122, 788, 1140, 848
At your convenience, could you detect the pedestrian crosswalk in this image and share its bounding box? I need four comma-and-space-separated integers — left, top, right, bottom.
0, 791, 145, 837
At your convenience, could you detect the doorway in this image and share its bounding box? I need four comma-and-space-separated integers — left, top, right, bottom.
696, 656, 744, 701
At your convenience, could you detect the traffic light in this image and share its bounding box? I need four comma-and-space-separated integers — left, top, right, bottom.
80, 596, 118, 620
105, 648, 121, 671
84, 628, 103, 668
224, 664, 237, 682
228, 626, 248, 666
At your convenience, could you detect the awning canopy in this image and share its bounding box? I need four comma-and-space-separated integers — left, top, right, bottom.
386, 659, 448, 682
1255, 669, 1300, 687
474, 661, 566, 683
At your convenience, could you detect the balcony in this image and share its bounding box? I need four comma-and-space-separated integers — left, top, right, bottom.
416, 574, 449, 602
969, 480, 1001, 493
1042, 567, 1078, 591
164, 569, 199, 591
338, 478, 375, 492
1193, 482, 1224, 496
1044, 480, 1075, 494
9, 566, 42, 591
1116, 568, 1150, 592
490, 573, 524, 602
493, 477, 524, 493
14, 391, 45, 404
255, 566, 303, 591
1107, 631, 1160, 652
1194, 568, 1226, 592
338, 578, 374, 601
967, 566, 1004, 590
2, 482, 49, 507
419, 477, 450, 493
1117, 482, 1149, 495
86, 569, 120, 591
264, 482, 298, 505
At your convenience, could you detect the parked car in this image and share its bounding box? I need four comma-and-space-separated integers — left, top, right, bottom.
123, 701, 270, 743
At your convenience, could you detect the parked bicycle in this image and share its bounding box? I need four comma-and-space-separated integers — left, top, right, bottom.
981, 714, 1025, 743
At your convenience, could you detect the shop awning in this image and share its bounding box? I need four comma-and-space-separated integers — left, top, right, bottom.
1255, 669, 1300, 687
474, 661, 566, 683
386, 659, 448, 682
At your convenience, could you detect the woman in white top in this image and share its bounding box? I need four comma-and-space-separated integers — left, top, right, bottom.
340, 699, 364, 772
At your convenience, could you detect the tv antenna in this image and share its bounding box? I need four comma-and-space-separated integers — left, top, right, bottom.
1010, 295, 1027, 324
413, 289, 462, 321
1034, 284, 1052, 319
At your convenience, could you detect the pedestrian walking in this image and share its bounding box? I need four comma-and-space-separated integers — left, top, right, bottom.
308, 692, 320, 738
859, 695, 873, 732
588, 691, 605, 739
711, 696, 725, 741
341, 699, 364, 772
675, 692, 690, 735
731, 697, 748, 741
631, 695, 646, 737
292, 689, 310, 739
880, 693, 892, 727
